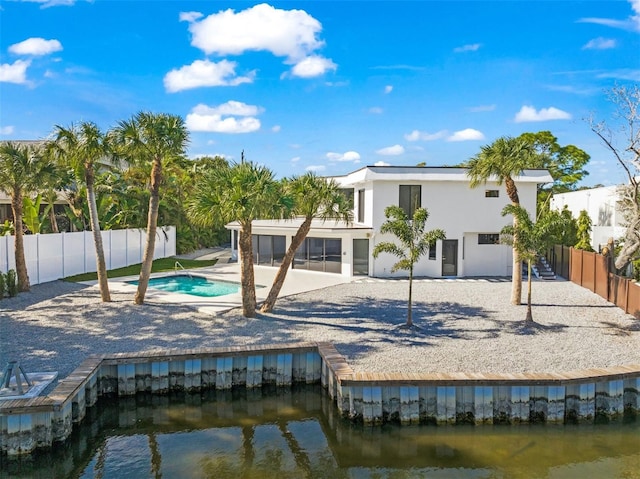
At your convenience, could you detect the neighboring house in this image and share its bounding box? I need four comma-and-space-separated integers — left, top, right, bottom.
0, 191, 68, 226
550, 185, 626, 252
227, 165, 553, 278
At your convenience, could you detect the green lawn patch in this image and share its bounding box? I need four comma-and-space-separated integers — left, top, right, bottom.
64, 257, 218, 282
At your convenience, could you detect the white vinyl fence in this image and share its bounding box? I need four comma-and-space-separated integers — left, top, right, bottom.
0, 226, 176, 285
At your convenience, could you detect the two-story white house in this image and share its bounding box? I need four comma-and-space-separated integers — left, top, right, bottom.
227, 165, 552, 278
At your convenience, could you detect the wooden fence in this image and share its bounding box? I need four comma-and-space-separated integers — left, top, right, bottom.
547, 245, 640, 319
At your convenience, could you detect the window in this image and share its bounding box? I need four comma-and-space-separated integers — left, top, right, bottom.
399, 185, 421, 217
338, 188, 354, 209
478, 233, 500, 245
357, 189, 365, 223
252, 235, 287, 265
428, 239, 436, 260
485, 190, 499, 198
293, 237, 342, 273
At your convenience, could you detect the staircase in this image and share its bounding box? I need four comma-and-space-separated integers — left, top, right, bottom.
522, 257, 556, 280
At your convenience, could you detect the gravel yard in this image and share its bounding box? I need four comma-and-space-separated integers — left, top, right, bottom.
1, 277, 639, 383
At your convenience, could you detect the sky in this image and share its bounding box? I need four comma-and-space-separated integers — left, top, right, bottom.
1, 0, 639, 186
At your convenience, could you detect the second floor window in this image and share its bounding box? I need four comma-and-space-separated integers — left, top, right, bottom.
399, 185, 421, 217
357, 189, 365, 222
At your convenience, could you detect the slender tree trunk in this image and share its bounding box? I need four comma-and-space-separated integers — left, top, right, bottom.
48, 207, 59, 233
525, 260, 533, 323
135, 157, 161, 305
86, 167, 111, 302
260, 217, 312, 313
407, 267, 413, 327
238, 223, 256, 317
505, 176, 522, 305
11, 188, 29, 292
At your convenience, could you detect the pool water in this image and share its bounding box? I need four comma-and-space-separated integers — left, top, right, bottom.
3, 386, 639, 478
129, 275, 240, 298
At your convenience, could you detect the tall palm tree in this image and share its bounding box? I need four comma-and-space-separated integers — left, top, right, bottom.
260, 173, 353, 313
465, 136, 540, 305
111, 112, 189, 305
0, 142, 56, 291
372, 206, 446, 328
500, 204, 568, 324
188, 160, 286, 317
52, 122, 113, 302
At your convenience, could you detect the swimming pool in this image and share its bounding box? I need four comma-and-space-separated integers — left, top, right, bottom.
129, 274, 241, 298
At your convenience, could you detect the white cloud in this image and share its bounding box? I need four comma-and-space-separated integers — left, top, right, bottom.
368, 107, 383, 114
306, 165, 326, 172
384, 85, 393, 94
404, 129, 447, 141
290, 55, 336, 78
185, 101, 263, 133
373, 161, 390, 166
376, 144, 405, 156
514, 105, 572, 123
186, 3, 326, 60
326, 151, 361, 163
179, 11, 203, 23
9, 37, 62, 56
578, 0, 640, 32
19, 0, 75, 7
447, 129, 485, 142
582, 37, 617, 50
597, 69, 640, 81
164, 59, 255, 92
0, 126, 15, 135
0, 59, 31, 84
453, 43, 481, 53
291, 156, 300, 163
272, 125, 281, 132
469, 104, 496, 112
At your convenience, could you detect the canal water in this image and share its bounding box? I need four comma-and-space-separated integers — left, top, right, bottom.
2, 385, 639, 478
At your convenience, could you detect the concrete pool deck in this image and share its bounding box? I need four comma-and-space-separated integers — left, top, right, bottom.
107, 261, 353, 315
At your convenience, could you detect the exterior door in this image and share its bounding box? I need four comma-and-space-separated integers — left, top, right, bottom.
353, 239, 369, 275
442, 239, 458, 276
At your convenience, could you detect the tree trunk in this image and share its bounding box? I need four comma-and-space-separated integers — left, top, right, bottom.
86, 167, 111, 302
407, 266, 413, 327
525, 260, 534, 323
11, 188, 29, 292
135, 157, 162, 305
511, 216, 522, 305
614, 214, 640, 271
260, 217, 312, 313
48, 203, 59, 233
238, 223, 256, 317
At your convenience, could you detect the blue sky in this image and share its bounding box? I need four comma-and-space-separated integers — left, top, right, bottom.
1, 1, 639, 186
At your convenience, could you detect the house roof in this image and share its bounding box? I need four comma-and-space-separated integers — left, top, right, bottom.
329, 165, 554, 185
226, 218, 371, 232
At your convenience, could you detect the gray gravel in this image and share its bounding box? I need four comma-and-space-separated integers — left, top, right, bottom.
1, 277, 639, 386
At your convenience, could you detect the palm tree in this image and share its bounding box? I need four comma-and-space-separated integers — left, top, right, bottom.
465, 136, 540, 305
52, 122, 114, 302
372, 206, 446, 328
188, 160, 286, 317
260, 173, 353, 313
0, 142, 56, 291
500, 204, 568, 324
111, 112, 189, 305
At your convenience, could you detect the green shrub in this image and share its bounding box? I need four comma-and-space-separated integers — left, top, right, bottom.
0, 272, 5, 300
6, 270, 18, 297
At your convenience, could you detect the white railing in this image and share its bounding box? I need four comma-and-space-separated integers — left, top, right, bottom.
0, 226, 176, 285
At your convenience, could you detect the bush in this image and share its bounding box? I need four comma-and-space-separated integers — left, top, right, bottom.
6, 269, 18, 297
0, 272, 5, 300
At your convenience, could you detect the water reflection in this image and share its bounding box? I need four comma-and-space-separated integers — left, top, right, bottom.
2, 385, 639, 478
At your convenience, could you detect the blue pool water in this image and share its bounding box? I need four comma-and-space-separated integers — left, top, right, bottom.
129, 275, 240, 298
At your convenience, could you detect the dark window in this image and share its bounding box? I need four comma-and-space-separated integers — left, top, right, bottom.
338, 188, 354, 209
478, 233, 500, 245
399, 185, 422, 217
293, 237, 342, 273
485, 190, 499, 198
252, 235, 287, 265
428, 240, 436, 260
357, 189, 365, 223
